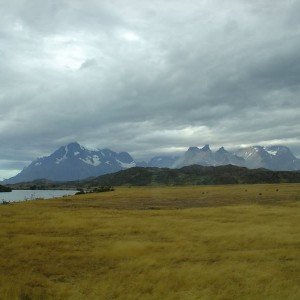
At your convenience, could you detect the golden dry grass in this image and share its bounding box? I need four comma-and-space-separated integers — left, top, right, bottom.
0, 184, 300, 300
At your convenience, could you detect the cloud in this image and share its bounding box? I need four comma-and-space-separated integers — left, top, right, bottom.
0, 0, 300, 178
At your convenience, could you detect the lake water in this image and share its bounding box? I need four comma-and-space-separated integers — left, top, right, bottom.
0, 190, 77, 203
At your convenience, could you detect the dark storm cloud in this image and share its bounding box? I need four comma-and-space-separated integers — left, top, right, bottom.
1, 0, 300, 178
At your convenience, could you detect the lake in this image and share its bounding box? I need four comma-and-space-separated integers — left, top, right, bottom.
0, 190, 77, 203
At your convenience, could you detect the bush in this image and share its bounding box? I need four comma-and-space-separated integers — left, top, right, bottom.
0, 185, 12, 192
1, 200, 10, 205
75, 189, 85, 195
93, 186, 114, 193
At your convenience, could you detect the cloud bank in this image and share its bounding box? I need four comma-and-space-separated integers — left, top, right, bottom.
1, 0, 300, 178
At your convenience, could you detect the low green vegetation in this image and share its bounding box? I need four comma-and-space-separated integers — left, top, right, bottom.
0, 184, 299, 299
76, 186, 115, 195
0, 184, 12, 192
76, 165, 300, 187
8, 165, 300, 191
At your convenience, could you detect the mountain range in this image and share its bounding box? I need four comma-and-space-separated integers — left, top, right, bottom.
175, 144, 300, 170
3, 142, 300, 183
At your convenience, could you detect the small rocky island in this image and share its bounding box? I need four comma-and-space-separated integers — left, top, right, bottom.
0, 184, 12, 192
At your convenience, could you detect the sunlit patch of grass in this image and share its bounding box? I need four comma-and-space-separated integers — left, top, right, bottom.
0, 184, 300, 299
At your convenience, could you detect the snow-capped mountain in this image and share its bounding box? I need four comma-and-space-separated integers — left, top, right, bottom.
170, 145, 300, 171
235, 145, 300, 170
3, 143, 300, 184
4, 142, 136, 183
234, 146, 270, 169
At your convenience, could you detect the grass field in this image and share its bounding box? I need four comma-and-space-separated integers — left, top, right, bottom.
0, 184, 300, 300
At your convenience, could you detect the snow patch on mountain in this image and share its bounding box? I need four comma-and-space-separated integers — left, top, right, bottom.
80, 156, 102, 167
264, 148, 277, 156
56, 156, 67, 164
242, 151, 253, 158
116, 159, 136, 168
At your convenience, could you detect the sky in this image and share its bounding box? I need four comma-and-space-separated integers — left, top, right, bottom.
1, 0, 300, 179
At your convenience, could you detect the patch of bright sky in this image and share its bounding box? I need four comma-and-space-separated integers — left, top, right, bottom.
119, 30, 141, 42
41, 29, 142, 71
12, 21, 24, 32
239, 138, 300, 149
43, 35, 91, 71
0, 169, 20, 181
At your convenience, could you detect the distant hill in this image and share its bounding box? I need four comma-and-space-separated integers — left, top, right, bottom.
80, 165, 300, 187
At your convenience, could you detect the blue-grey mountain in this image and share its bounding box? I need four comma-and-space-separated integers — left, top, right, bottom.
148, 156, 180, 168
3, 143, 300, 184
151, 145, 300, 171
234, 146, 300, 171
174, 145, 245, 168
4, 142, 136, 183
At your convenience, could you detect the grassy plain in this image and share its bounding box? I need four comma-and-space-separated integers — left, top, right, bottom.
0, 184, 300, 300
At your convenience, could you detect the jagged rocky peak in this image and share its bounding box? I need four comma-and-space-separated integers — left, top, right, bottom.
50, 142, 83, 159
66, 142, 87, 157
186, 145, 212, 152
117, 152, 134, 163
216, 146, 228, 154
66, 142, 84, 151
187, 146, 201, 152
264, 145, 296, 158
201, 144, 211, 152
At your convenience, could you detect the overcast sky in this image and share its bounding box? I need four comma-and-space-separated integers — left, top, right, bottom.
1, 0, 300, 179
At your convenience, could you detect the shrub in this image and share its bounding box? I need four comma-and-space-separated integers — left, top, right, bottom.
93, 186, 114, 193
